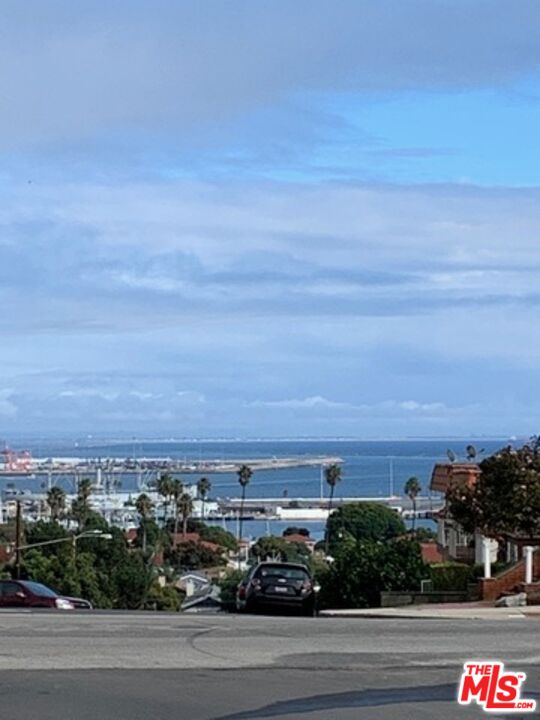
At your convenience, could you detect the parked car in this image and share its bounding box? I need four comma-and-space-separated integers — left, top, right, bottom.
60, 594, 93, 610
0, 580, 92, 610
236, 562, 319, 615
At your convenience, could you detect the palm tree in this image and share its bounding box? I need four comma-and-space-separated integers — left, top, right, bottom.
324, 463, 342, 554
78, 477, 93, 502
404, 476, 422, 531
197, 477, 211, 519
325, 464, 342, 512
46, 486, 66, 521
237, 464, 253, 543
71, 477, 93, 529
157, 472, 175, 524
135, 493, 154, 553
171, 478, 184, 547
177, 492, 193, 537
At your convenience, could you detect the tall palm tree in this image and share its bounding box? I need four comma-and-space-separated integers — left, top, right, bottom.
46, 486, 66, 521
404, 476, 422, 531
325, 464, 342, 512
237, 464, 253, 543
71, 477, 93, 529
135, 493, 154, 553
171, 478, 184, 547
78, 477, 93, 502
177, 492, 193, 537
197, 477, 211, 519
157, 472, 175, 524
324, 463, 342, 554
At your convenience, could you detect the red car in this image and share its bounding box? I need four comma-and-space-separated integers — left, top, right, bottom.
0, 580, 92, 610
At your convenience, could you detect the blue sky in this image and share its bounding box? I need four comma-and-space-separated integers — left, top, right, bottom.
1, 0, 540, 439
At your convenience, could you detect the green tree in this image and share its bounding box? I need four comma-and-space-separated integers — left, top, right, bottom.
113, 551, 153, 609
135, 493, 154, 553
404, 476, 422, 531
25, 520, 69, 556
250, 536, 288, 562
177, 493, 193, 537
171, 479, 184, 547
325, 502, 405, 554
324, 462, 343, 551
168, 540, 226, 570
144, 583, 182, 611
157, 473, 175, 523
46, 486, 66, 521
413, 526, 437, 542
197, 477, 211, 519
325, 463, 342, 512
283, 527, 310, 538
71, 478, 93, 529
447, 440, 540, 539
199, 525, 238, 552
17, 518, 161, 610
237, 464, 253, 542
249, 535, 311, 565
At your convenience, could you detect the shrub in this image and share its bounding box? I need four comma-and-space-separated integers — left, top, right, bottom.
319, 538, 425, 609
430, 562, 472, 592
218, 569, 245, 612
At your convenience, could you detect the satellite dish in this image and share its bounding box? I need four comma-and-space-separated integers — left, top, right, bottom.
446, 449, 456, 463
466, 445, 476, 461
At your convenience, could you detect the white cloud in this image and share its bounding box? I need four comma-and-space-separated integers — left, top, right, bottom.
59, 389, 119, 401
247, 396, 448, 415
247, 396, 350, 410
398, 401, 446, 412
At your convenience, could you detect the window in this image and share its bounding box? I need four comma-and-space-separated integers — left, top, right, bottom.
0, 582, 22, 596
23, 582, 57, 598
255, 565, 310, 581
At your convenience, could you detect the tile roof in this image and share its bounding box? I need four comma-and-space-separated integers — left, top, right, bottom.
420, 542, 444, 564
430, 463, 480, 494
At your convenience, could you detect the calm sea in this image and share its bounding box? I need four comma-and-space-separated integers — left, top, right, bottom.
3, 437, 509, 498
3, 438, 508, 539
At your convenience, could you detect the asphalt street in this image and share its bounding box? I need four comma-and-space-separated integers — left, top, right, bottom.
0, 611, 539, 719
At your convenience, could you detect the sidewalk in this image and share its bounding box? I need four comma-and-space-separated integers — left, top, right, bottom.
320, 603, 540, 620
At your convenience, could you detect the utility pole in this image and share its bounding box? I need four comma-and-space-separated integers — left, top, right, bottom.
15, 500, 22, 580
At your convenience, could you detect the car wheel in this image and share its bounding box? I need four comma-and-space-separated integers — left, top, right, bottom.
302, 602, 316, 617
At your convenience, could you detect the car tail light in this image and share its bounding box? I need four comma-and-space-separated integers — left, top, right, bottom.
237, 585, 246, 599
55, 598, 75, 610
301, 580, 313, 594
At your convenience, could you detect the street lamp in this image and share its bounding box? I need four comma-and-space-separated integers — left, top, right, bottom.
16, 529, 112, 551
14, 529, 112, 578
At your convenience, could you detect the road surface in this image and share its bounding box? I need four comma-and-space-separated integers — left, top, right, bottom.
0, 610, 538, 719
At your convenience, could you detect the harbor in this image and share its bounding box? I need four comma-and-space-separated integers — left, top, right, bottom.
0, 447, 343, 483
0, 442, 451, 531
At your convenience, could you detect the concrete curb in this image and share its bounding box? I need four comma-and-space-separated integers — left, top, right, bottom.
319, 606, 539, 620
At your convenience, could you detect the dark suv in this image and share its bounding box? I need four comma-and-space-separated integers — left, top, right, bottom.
0, 580, 92, 610
236, 562, 319, 615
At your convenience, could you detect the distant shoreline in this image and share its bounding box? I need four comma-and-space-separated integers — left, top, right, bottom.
2, 435, 518, 446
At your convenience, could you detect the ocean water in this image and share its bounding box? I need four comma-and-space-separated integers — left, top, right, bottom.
3, 438, 508, 540
3, 437, 506, 499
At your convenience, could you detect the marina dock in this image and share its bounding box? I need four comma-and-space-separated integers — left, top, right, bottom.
0, 451, 442, 528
